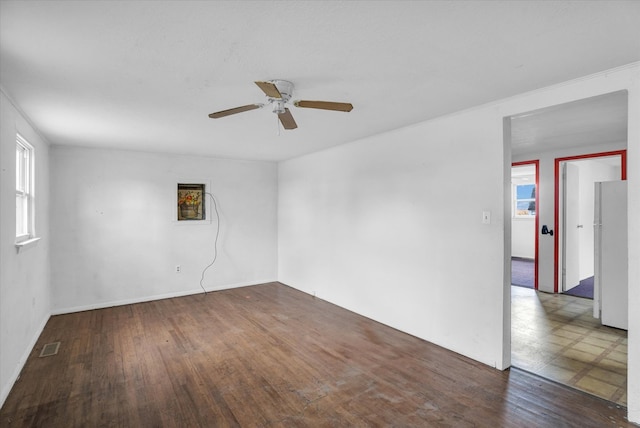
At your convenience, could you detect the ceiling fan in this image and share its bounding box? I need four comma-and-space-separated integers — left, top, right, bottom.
208, 80, 353, 130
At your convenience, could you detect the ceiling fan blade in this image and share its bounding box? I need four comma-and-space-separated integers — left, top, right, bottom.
208, 104, 262, 119
294, 100, 353, 112
255, 81, 282, 98
278, 108, 298, 130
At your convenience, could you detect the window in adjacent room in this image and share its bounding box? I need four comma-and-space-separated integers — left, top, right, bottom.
514, 183, 536, 217
16, 134, 34, 242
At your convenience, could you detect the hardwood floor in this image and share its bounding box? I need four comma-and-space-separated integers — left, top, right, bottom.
1, 282, 635, 427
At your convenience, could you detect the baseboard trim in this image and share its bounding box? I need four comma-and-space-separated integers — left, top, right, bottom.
0, 312, 50, 408
50, 279, 278, 315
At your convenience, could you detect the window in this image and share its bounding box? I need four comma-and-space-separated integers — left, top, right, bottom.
514, 183, 535, 217
16, 134, 34, 242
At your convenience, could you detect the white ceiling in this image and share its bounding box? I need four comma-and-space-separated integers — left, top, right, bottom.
1, 1, 639, 161
510, 90, 628, 157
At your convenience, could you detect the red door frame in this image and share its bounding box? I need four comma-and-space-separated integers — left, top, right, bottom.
512, 160, 540, 290
553, 149, 627, 293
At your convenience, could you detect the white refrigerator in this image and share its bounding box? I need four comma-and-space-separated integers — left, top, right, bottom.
593, 180, 628, 330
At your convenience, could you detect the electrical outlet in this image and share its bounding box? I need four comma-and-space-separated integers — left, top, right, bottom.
175, 265, 181, 273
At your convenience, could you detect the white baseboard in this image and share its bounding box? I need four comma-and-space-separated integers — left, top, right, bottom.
2, 279, 278, 407
0, 312, 50, 408
50, 279, 278, 315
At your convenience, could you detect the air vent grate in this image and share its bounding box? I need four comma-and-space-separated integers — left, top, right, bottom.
39, 342, 60, 358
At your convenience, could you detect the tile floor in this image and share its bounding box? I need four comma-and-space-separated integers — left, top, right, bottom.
511, 285, 628, 406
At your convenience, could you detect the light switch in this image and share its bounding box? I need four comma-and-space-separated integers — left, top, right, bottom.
482, 211, 491, 224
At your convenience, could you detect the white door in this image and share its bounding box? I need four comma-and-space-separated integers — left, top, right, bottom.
597, 181, 628, 330
562, 163, 580, 291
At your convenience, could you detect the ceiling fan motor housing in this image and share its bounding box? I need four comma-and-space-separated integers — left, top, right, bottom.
269, 80, 293, 102
267, 80, 293, 115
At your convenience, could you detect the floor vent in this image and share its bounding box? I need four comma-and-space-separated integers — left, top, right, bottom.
39, 342, 60, 358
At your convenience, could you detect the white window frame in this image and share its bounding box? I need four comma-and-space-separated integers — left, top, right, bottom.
16, 134, 35, 243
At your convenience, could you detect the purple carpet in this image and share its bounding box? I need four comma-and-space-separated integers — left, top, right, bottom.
563, 276, 594, 299
511, 257, 534, 288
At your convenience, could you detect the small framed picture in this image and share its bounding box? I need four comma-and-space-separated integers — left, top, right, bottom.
177, 183, 206, 221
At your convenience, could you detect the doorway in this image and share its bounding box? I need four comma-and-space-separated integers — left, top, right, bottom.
511, 161, 538, 290
555, 151, 626, 298
507, 90, 629, 404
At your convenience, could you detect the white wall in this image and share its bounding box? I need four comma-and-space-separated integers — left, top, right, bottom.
50, 146, 278, 313
625, 65, 640, 424
0, 90, 51, 405
511, 218, 535, 259
279, 63, 640, 423
279, 107, 507, 369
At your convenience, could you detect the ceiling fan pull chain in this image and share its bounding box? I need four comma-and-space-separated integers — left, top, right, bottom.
276, 114, 281, 136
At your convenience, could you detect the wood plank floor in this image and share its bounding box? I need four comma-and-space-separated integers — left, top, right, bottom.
1, 282, 635, 427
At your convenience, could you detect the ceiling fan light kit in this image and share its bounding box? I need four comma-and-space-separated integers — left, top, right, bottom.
209, 79, 353, 131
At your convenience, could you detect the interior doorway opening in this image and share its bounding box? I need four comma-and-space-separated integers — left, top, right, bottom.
506, 90, 629, 406
511, 161, 538, 290
554, 151, 626, 296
